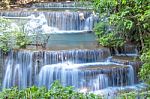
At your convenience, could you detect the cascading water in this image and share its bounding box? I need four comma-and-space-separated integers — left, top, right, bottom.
38, 64, 80, 89
0, 11, 98, 31
92, 74, 109, 90
38, 62, 134, 90
2, 49, 137, 91
2, 49, 110, 89
0, 2, 146, 96
2, 51, 34, 89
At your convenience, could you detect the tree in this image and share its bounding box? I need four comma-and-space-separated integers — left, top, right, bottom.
91, 0, 150, 84
93, 0, 149, 49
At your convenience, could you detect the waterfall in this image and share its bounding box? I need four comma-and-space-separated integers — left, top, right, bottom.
0, 11, 98, 31
38, 64, 79, 89
92, 74, 109, 90
128, 65, 135, 85
38, 62, 133, 90
2, 49, 136, 90
2, 49, 111, 89
0, 2, 144, 96
2, 51, 35, 89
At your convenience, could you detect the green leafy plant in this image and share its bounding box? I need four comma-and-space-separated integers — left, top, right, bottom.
117, 88, 150, 99
0, 18, 14, 53
139, 36, 150, 84
94, 20, 124, 47
93, 0, 149, 49
0, 81, 101, 99
1, 81, 150, 99
14, 31, 31, 49
0, 17, 31, 53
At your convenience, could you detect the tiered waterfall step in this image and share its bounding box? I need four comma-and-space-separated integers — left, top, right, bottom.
110, 56, 142, 83
2, 49, 137, 91
0, 6, 98, 49
31, 2, 93, 10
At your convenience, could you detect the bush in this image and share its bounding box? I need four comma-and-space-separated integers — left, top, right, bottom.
93, 0, 149, 49
139, 36, 150, 84
0, 17, 30, 53
0, 81, 101, 99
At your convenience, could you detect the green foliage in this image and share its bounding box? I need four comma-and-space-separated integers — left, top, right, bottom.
14, 31, 31, 49
0, 18, 14, 53
139, 52, 150, 84
0, 17, 30, 53
139, 36, 150, 84
118, 91, 150, 99
1, 81, 150, 99
93, 0, 149, 48
94, 19, 124, 47
0, 81, 101, 99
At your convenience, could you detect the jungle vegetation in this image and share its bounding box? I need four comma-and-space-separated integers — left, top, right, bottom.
91, 0, 150, 84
